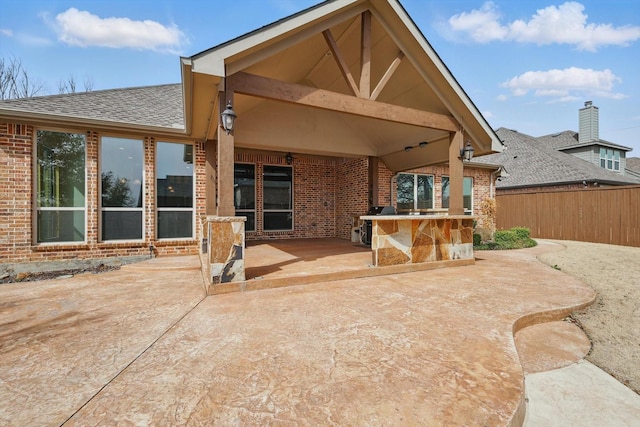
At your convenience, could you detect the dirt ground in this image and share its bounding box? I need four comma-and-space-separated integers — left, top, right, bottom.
537, 240, 640, 394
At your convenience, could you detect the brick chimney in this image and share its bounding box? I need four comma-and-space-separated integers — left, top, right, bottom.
579, 101, 599, 143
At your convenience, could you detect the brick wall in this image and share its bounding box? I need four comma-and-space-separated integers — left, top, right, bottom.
496, 183, 600, 195
0, 121, 201, 266
236, 151, 338, 240
377, 162, 496, 228
335, 157, 369, 240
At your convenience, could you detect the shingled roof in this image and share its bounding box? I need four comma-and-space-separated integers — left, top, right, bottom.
474, 128, 640, 189
0, 84, 184, 130
534, 130, 632, 152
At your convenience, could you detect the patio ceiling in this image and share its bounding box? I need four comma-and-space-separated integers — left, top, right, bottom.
182, 0, 502, 172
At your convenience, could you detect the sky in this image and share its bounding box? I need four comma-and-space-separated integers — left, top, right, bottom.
1, 0, 639, 155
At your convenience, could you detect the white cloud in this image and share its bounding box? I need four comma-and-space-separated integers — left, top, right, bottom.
502, 67, 626, 100
482, 111, 495, 118
0, 29, 13, 37
497, 94, 508, 101
53, 8, 186, 53
447, 1, 640, 51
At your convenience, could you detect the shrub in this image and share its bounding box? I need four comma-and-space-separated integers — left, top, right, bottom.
474, 227, 536, 250
473, 233, 482, 246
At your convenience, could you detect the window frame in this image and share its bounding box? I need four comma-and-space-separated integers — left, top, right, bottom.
396, 173, 434, 211
33, 128, 87, 245
234, 162, 256, 232
155, 141, 196, 240
441, 176, 474, 214
262, 164, 294, 232
99, 136, 145, 242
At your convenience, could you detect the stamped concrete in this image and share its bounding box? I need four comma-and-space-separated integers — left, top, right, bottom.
0, 241, 598, 426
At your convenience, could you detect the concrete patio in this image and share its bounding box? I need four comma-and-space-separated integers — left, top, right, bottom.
1, 240, 637, 426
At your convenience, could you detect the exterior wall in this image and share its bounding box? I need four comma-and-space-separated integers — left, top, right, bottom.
335, 157, 369, 240
497, 182, 601, 195
377, 162, 495, 228
237, 151, 338, 240
0, 121, 203, 267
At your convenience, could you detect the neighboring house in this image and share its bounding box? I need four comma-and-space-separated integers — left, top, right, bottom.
626, 157, 640, 180
535, 102, 633, 175
0, 0, 502, 272
475, 128, 639, 193
475, 103, 639, 194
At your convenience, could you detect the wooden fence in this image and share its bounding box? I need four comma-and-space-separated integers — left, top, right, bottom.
496, 185, 640, 247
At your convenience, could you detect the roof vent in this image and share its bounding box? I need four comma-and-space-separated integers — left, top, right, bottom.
579, 101, 598, 144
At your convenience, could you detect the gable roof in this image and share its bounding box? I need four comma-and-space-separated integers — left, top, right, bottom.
535, 130, 632, 152
0, 84, 184, 134
474, 128, 640, 189
181, 0, 503, 171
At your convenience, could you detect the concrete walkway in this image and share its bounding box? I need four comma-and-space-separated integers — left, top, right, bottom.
0, 240, 636, 425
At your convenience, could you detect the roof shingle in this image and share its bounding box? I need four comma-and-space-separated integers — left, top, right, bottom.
0, 84, 184, 129
475, 128, 640, 188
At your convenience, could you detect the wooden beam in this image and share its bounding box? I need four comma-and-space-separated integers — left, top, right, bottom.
322, 29, 360, 97
229, 72, 459, 132
359, 11, 371, 99
448, 131, 464, 215
217, 91, 235, 216
371, 51, 404, 102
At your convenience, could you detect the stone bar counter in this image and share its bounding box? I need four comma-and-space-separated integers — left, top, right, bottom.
200, 216, 246, 293
359, 214, 475, 267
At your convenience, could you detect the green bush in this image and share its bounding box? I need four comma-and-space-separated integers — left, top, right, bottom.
473, 233, 482, 246
474, 227, 536, 250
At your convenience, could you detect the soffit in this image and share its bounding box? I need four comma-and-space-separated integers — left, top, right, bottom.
187, 0, 501, 171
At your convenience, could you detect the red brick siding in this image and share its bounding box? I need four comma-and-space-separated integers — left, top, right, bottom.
496, 183, 600, 195
335, 157, 369, 240
0, 121, 201, 264
377, 162, 495, 229
0, 123, 33, 261
236, 151, 337, 240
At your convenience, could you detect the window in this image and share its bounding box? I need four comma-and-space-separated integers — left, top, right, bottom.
100, 137, 144, 240
36, 130, 86, 243
600, 148, 621, 171
263, 165, 293, 231
156, 142, 194, 239
396, 173, 434, 211
441, 176, 473, 214
234, 163, 256, 231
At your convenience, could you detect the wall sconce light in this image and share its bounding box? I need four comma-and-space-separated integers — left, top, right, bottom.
220, 101, 237, 135
460, 141, 474, 162
419, 141, 428, 148
285, 152, 294, 165
404, 146, 413, 152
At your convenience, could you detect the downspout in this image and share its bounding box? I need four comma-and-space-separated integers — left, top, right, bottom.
490, 168, 499, 198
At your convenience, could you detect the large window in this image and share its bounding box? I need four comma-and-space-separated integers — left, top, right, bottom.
441, 176, 473, 214
234, 163, 256, 232
156, 142, 194, 239
396, 173, 434, 211
100, 137, 144, 240
263, 165, 293, 231
600, 147, 620, 171
36, 130, 86, 243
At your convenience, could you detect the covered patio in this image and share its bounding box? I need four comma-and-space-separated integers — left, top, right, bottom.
183, 0, 503, 290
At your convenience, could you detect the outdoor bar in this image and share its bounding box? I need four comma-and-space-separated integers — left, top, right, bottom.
359, 214, 475, 266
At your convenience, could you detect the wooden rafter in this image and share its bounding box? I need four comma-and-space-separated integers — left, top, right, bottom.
322, 29, 360, 97
229, 71, 458, 132
359, 11, 371, 99
371, 51, 404, 101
